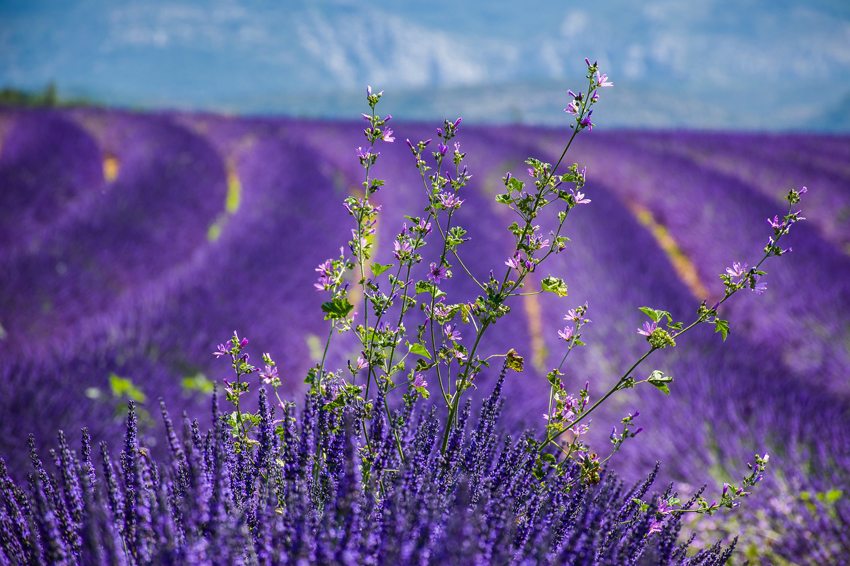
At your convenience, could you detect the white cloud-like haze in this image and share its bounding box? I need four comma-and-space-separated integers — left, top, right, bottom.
1, 0, 848, 129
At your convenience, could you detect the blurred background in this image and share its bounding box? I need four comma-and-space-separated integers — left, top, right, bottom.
3, 0, 850, 130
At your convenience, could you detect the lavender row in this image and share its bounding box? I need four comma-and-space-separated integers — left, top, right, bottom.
0, 374, 737, 565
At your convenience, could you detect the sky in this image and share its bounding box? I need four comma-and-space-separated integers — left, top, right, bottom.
2, 0, 850, 130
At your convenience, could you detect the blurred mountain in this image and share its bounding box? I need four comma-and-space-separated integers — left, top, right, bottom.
1, 0, 849, 130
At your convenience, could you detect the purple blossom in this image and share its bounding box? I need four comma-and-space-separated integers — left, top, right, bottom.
355, 146, 377, 161
259, 364, 278, 384
213, 343, 229, 358
571, 188, 591, 204
427, 262, 448, 284
444, 324, 461, 341
595, 70, 613, 87
726, 262, 748, 278
505, 252, 523, 270
315, 260, 333, 276
437, 192, 464, 210
767, 215, 785, 230
393, 239, 414, 259
751, 274, 768, 294
413, 373, 427, 388
381, 128, 395, 142
637, 321, 657, 337
558, 326, 574, 341
314, 275, 333, 291
657, 496, 675, 515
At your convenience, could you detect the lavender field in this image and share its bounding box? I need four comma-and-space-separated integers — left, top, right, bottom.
1, 107, 849, 562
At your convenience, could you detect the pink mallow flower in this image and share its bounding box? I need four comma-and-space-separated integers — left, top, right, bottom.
427, 262, 448, 284
393, 239, 414, 259
637, 321, 657, 337
260, 364, 278, 385
413, 373, 428, 388
595, 70, 613, 87
726, 262, 748, 278
558, 326, 574, 341
445, 324, 462, 341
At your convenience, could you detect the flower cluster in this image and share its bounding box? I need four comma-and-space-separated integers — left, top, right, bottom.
563, 59, 613, 131
0, 374, 742, 565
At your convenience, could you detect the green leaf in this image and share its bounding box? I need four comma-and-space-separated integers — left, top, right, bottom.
495, 194, 513, 204
505, 349, 524, 372
321, 297, 354, 320
632, 498, 649, 513
714, 318, 730, 341
371, 262, 394, 277
414, 281, 447, 298
109, 373, 147, 403
541, 276, 569, 297
639, 307, 672, 323
647, 370, 673, 395
406, 341, 432, 360
824, 489, 843, 503
540, 453, 557, 464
